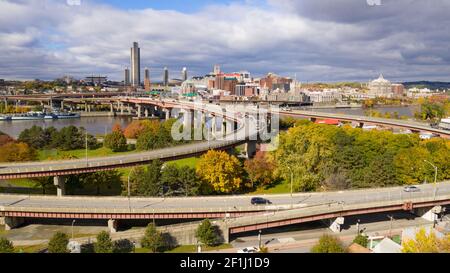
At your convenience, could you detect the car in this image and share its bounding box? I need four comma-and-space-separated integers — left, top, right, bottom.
237, 247, 259, 253
251, 197, 272, 205
404, 186, 420, 192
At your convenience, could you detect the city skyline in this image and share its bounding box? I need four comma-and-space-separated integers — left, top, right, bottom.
1, 0, 450, 82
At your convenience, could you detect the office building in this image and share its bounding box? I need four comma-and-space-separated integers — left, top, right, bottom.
144, 67, 151, 91
164, 67, 169, 86
124, 68, 130, 86
130, 42, 141, 87
182, 67, 188, 81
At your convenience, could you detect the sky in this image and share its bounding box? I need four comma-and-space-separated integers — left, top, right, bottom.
0, 0, 450, 82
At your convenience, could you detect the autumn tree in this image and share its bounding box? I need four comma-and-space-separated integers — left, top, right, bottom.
0, 142, 37, 162
311, 234, 346, 253
0, 237, 14, 253
402, 228, 450, 253
244, 151, 277, 188
103, 130, 127, 152
196, 150, 243, 194
94, 231, 114, 253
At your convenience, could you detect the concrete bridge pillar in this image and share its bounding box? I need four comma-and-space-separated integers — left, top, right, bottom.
144, 107, 149, 118
110, 103, 114, 114
128, 105, 132, 114
212, 115, 217, 137
328, 217, 345, 233
108, 219, 118, 233
359, 122, 365, 128
137, 104, 142, 118
60, 101, 64, 110
216, 222, 230, 244
244, 141, 257, 159
54, 176, 66, 197
163, 108, 170, 121
1, 217, 24, 231
414, 206, 442, 222
120, 103, 124, 115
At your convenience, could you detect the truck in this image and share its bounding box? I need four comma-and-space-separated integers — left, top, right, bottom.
438, 118, 450, 130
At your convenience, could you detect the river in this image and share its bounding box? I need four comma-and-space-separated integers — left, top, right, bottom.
0, 105, 421, 139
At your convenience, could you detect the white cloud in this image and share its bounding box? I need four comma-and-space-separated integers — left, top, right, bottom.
0, 0, 449, 82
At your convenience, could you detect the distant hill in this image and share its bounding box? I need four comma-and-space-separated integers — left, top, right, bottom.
402, 81, 450, 90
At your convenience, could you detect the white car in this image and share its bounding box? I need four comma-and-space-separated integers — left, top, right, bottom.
237, 247, 259, 253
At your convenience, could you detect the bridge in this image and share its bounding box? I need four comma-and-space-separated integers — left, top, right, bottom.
1, 182, 449, 242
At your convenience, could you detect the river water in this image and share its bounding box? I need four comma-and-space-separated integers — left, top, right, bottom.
0, 105, 421, 139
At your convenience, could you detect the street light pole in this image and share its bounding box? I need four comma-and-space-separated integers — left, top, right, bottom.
287, 166, 294, 204
424, 160, 438, 199
127, 167, 137, 212
71, 220, 76, 240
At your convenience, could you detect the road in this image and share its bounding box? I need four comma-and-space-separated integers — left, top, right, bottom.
206, 210, 450, 253
1, 181, 449, 212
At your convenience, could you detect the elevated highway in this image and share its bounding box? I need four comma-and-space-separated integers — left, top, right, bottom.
1, 182, 449, 237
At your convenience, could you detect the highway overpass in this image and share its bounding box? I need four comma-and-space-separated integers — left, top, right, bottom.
1, 182, 449, 233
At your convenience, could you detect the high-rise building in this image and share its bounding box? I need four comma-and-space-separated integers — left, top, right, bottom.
164, 67, 169, 86
124, 68, 130, 86
130, 42, 141, 87
182, 67, 188, 81
144, 68, 151, 91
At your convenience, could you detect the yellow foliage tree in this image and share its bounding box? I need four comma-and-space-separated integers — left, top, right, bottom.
402, 228, 450, 253
196, 150, 243, 194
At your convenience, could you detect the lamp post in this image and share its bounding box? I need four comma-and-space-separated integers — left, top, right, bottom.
127, 167, 137, 211
424, 160, 438, 185
287, 166, 294, 205
85, 130, 88, 166
424, 160, 438, 199
258, 230, 262, 249
71, 220, 76, 240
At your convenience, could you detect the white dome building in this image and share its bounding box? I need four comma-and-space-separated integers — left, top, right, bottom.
368, 74, 393, 98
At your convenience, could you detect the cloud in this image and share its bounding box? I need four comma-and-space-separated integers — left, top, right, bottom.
0, 0, 449, 82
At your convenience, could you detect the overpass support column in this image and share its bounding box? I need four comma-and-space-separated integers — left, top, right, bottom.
212, 115, 217, 137
216, 223, 230, 244
310, 117, 316, 123
414, 206, 442, 222
60, 101, 64, 110
244, 141, 257, 159
137, 104, 142, 118
120, 103, 124, 115
144, 108, 149, 118
1, 217, 24, 231
358, 122, 364, 128
328, 217, 345, 233
110, 103, 114, 114
108, 219, 118, 233
54, 176, 66, 197
163, 108, 170, 121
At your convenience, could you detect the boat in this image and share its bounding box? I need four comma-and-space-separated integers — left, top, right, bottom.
0, 115, 12, 121
10, 112, 46, 120
53, 111, 81, 119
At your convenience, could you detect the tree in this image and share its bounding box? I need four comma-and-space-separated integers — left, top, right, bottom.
18, 125, 47, 149
103, 130, 127, 152
31, 177, 54, 194
402, 228, 450, 253
0, 237, 14, 253
195, 219, 218, 246
0, 142, 37, 162
50, 126, 97, 151
160, 164, 201, 196
0, 132, 14, 146
244, 151, 276, 189
84, 170, 122, 195
94, 231, 114, 253
141, 223, 164, 253
129, 160, 163, 196
353, 234, 369, 248
48, 232, 69, 253
196, 150, 243, 194
311, 234, 346, 253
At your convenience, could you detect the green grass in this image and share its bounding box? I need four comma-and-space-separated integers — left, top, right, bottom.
0, 225, 6, 236
14, 244, 47, 253
165, 244, 233, 253
248, 179, 291, 195
38, 147, 135, 161
168, 157, 200, 168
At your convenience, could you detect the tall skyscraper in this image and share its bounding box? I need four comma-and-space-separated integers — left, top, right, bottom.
124, 68, 130, 86
130, 42, 141, 87
182, 67, 187, 81
163, 67, 169, 86
144, 67, 151, 91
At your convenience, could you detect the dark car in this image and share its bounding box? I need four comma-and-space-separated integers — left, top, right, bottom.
404, 186, 420, 192
251, 197, 272, 205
